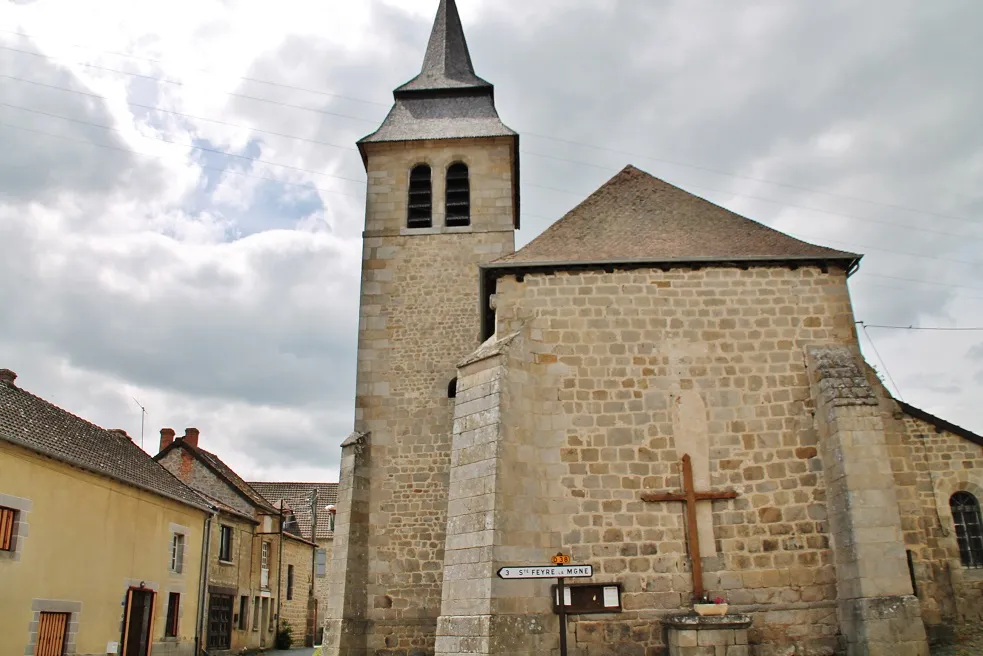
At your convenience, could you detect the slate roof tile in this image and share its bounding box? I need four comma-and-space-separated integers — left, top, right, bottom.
0, 373, 208, 511
495, 165, 859, 268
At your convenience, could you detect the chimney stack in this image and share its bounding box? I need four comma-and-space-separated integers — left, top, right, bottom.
160, 428, 176, 453
109, 429, 130, 440
183, 428, 200, 449
0, 369, 17, 385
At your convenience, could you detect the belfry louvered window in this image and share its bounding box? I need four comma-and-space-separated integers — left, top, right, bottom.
408, 164, 433, 228
445, 162, 470, 227
950, 492, 983, 568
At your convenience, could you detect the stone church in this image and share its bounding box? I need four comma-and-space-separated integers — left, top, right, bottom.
323, 1, 983, 654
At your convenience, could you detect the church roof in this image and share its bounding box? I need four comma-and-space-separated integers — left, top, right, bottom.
395, 0, 493, 94
359, 0, 516, 149
494, 165, 860, 269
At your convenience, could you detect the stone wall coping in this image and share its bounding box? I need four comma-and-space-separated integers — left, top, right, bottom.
662, 614, 753, 630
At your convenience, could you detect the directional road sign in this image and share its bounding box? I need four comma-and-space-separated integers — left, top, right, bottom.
497, 565, 593, 580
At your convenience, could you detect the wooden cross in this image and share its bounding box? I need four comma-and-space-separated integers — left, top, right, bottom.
640, 454, 739, 598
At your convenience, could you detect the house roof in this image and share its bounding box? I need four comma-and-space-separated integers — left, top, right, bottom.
154, 438, 279, 515
0, 372, 209, 512
249, 482, 339, 541
492, 165, 860, 270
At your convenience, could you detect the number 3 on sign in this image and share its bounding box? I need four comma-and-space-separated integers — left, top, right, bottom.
552, 553, 571, 565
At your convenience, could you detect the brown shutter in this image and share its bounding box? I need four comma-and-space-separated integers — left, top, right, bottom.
35, 612, 69, 656
0, 507, 15, 551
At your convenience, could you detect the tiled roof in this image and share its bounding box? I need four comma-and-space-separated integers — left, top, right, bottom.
0, 374, 208, 511
248, 482, 339, 541
494, 166, 859, 268
193, 447, 279, 514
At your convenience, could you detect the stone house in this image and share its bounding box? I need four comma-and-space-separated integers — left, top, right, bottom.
323, 1, 983, 655
249, 481, 339, 646
0, 369, 210, 656
155, 429, 316, 653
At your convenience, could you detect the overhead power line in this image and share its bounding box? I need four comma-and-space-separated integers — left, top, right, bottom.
0, 121, 365, 200
5, 115, 983, 300
5, 74, 983, 249
0, 102, 366, 185
860, 324, 904, 401
1, 37, 979, 227
860, 323, 983, 332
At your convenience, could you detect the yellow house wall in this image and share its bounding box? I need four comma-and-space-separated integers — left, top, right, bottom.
0, 440, 206, 656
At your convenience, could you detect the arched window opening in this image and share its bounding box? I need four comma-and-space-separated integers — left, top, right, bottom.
445, 163, 470, 227
950, 492, 983, 568
447, 377, 458, 399
408, 165, 433, 228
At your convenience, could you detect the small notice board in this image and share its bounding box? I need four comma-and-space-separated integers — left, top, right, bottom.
551, 582, 623, 615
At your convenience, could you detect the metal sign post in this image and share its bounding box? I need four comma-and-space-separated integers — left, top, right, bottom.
496, 553, 591, 656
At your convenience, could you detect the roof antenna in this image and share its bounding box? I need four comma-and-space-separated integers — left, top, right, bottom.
132, 397, 147, 450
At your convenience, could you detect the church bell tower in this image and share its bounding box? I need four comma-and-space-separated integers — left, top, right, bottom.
323, 1, 519, 654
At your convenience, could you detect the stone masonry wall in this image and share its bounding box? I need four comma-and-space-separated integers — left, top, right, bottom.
876, 389, 983, 641
326, 137, 516, 656
280, 536, 315, 645
491, 265, 859, 656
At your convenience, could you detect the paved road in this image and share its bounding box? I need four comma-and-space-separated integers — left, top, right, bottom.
275, 648, 316, 656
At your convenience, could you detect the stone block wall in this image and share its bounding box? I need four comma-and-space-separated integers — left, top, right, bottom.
873, 383, 983, 640
489, 265, 859, 655
280, 536, 315, 646
325, 137, 516, 656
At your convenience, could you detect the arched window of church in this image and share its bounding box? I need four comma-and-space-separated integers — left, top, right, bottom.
445, 163, 471, 227
408, 164, 433, 229
950, 492, 983, 568
447, 377, 458, 399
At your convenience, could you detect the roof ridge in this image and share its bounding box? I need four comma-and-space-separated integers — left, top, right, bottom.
494, 164, 859, 268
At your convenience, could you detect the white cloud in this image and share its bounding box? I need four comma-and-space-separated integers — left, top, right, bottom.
1, 0, 981, 485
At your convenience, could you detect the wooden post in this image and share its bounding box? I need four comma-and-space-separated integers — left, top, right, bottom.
640, 454, 739, 599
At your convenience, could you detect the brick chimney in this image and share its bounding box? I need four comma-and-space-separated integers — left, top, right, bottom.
183, 428, 200, 448
160, 428, 176, 453
0, 369, 16, 385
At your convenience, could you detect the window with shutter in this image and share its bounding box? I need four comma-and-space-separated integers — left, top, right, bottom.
445, 163, 470, 227
315, 549, 327, 577
0, 506, 15, 551
35, 612, 69, 656
407, 165, 433, 228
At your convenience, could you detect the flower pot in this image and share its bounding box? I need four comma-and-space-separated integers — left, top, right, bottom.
694, 603, 728, 616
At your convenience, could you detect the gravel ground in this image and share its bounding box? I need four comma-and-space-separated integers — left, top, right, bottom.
931, 626, 983, 656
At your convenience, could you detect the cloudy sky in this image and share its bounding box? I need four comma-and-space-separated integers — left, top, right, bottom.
1, 0, 981, 482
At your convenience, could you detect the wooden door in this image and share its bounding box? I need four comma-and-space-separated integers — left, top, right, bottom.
122, 589, 156, 656
206, 594, 233, 650
35, 612, 68, 656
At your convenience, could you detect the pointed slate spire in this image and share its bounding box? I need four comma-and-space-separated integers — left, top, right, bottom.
396, 0, 492, 94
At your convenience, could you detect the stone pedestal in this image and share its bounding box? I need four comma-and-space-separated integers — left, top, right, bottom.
662, 614, 752, 656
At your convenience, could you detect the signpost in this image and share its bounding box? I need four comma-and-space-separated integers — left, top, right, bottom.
497, 554, 592, 656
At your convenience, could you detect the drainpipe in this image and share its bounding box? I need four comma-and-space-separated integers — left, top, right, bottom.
196, 511, 215, 655
276, 507, 285, 638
